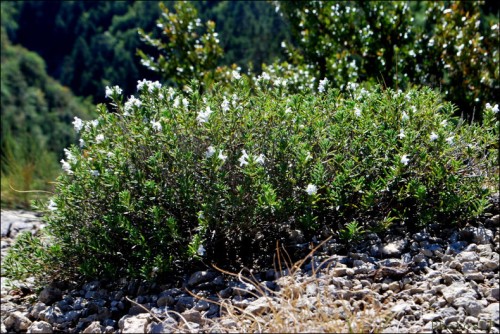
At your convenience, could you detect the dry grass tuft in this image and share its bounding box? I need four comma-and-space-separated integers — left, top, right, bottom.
147, 238, 395, 333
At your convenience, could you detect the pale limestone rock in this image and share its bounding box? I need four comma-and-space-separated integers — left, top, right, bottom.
119, 314, 151, 334
4, 311, 32, 331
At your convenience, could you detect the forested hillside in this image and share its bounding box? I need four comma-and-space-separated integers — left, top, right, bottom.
3, 1, 290, 103
1, 27, 94, 207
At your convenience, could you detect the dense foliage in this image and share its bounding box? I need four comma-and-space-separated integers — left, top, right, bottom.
275, 1, 499, 120
2, 0, 498, 286
4, 79, 498, 283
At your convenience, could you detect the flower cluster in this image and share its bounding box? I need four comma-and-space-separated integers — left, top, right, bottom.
197, 106, 213, 124
486, 103, 499, 114
238, 150, 265, 167
72, 117, 84, 133
318, 78, 329, 93
124, 96, 142, 115
105, 85, 122, 98
205, 146, 227, 162
305, 184, 317, 195
151, 120, 162, 132
137, 79, 162, 92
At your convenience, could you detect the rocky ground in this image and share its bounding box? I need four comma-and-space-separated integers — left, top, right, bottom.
1, 195, 499, 333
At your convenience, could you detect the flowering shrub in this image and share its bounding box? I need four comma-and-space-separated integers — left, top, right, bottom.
275, 1, 499, 120
4, 77, 497, 284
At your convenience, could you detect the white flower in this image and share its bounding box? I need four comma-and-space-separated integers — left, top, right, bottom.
167, 87, 176, 100
205, 146, 216, 158
402, 111, 409, 121
274, 78, 283, 87
239, 150, 249, 166
96, 134, 105, 143
61, 159, 73, 174
124, 96, 142, 115
148, 81, 162, 93
255, 154, 265, 165
446, 136, 454, 144
231, 94, 239, 107
305, 184, 317, 195
218, 150, 227, 162
354, 107, 362, 117
430, 132, 439, 141
285, 107, 292, 114
440, 119, 448, 127
221, 97, 230, 112
173, 97, 180, 108
105, 85, 122, 98
140, 58, 152, 69
397, 129, 405, 139
182, 98, 189, 109
105, 86, 113, 98
232, 70, 241, 80
79, 139, 85, 148
90, 170, 100, 177
73, 117, 83, 132
318, 77, 329, 93
47, 199, 57, 211
486, 103, 499, 114
64, 148, 76, 163
400, 155, 410, 166
261, 72, 271, 81
197, 244, 206, 257
151, 120, 162, 132
137, 79, 149, 91
347, 82, 358, 90
83, 119, 98, 131
197, 106, 213, 124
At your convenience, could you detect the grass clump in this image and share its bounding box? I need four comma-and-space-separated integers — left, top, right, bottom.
3, 77, 498, 285
141, 240, 393, 333
211, 246, 391, 333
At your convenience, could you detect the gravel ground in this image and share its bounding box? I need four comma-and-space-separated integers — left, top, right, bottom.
1, 195, 499, 333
